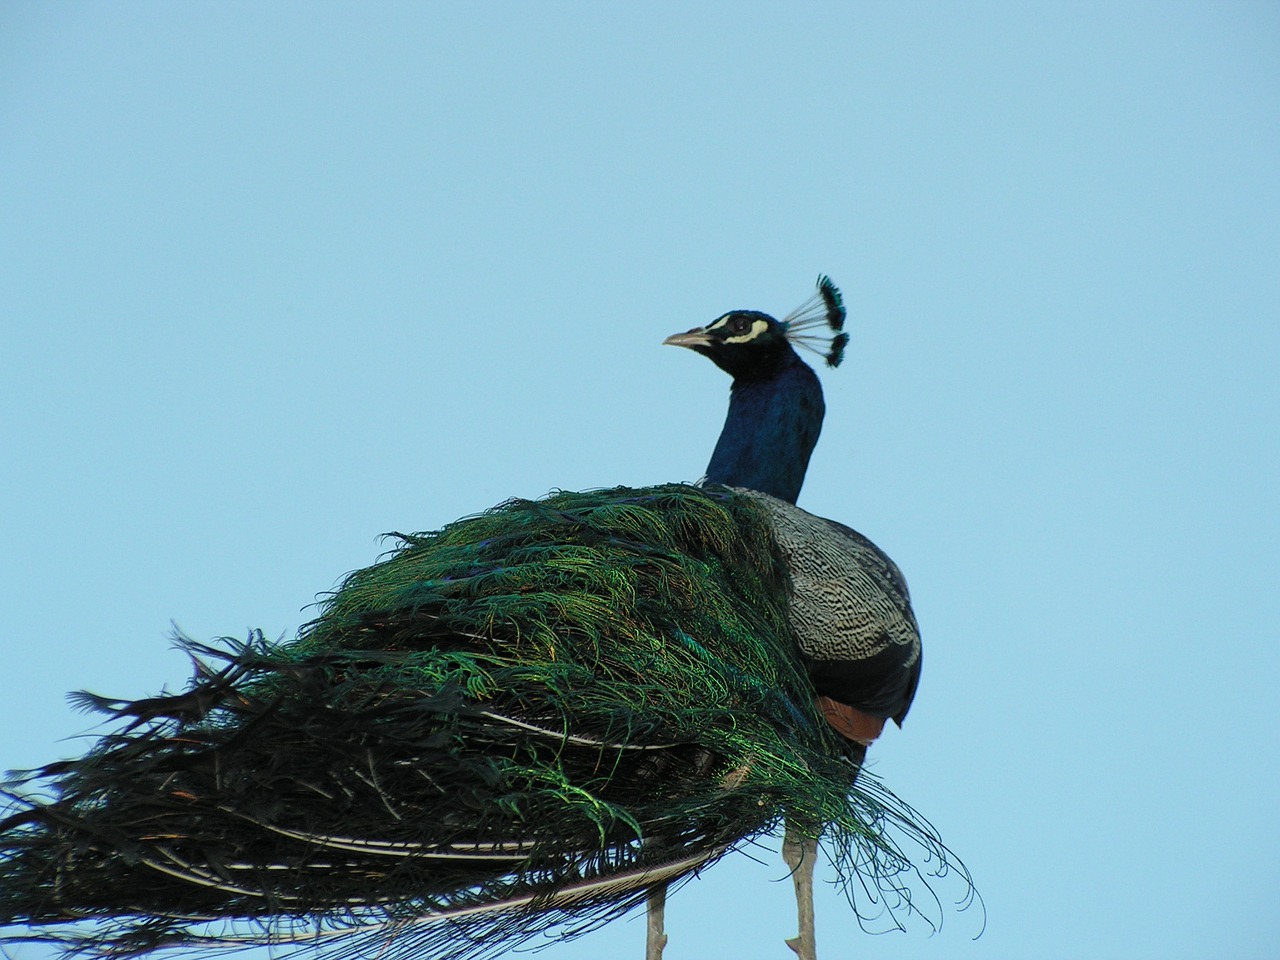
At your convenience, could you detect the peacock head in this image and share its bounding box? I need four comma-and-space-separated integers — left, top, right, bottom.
664, 276, 849, 381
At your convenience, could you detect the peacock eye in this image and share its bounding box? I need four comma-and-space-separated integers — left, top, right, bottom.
729, 316, 752, 335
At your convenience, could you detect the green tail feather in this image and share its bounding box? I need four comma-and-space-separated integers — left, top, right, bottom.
0, 483, 971, 958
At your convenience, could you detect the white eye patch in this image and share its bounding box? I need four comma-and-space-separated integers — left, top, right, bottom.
709, 315, 770, 344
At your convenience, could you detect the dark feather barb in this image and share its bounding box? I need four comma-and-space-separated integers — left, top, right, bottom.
817, 274, 845, 331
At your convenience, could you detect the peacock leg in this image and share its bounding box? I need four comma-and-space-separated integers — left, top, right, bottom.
782, 820, 818, 960
646, 883, 668, 960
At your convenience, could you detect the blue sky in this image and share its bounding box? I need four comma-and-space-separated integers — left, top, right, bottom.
2, 3, 1277, 958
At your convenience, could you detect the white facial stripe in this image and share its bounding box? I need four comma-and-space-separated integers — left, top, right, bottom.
722, 318, 770, 344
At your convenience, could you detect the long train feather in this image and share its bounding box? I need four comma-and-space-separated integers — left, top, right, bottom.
1, 484, 970, 959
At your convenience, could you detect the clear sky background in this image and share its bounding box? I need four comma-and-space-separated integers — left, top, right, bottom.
2, 3, 1277, 959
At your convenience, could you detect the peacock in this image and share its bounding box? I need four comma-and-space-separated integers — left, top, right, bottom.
0, 278, 969, 960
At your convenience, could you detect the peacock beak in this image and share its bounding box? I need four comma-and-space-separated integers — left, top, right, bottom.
663, 327, 714, 349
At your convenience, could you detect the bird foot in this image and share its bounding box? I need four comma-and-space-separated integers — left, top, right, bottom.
646, 884, 668, 960
782, 822, 818, 960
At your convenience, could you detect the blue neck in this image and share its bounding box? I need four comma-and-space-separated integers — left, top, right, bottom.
704, 354, 824, 504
